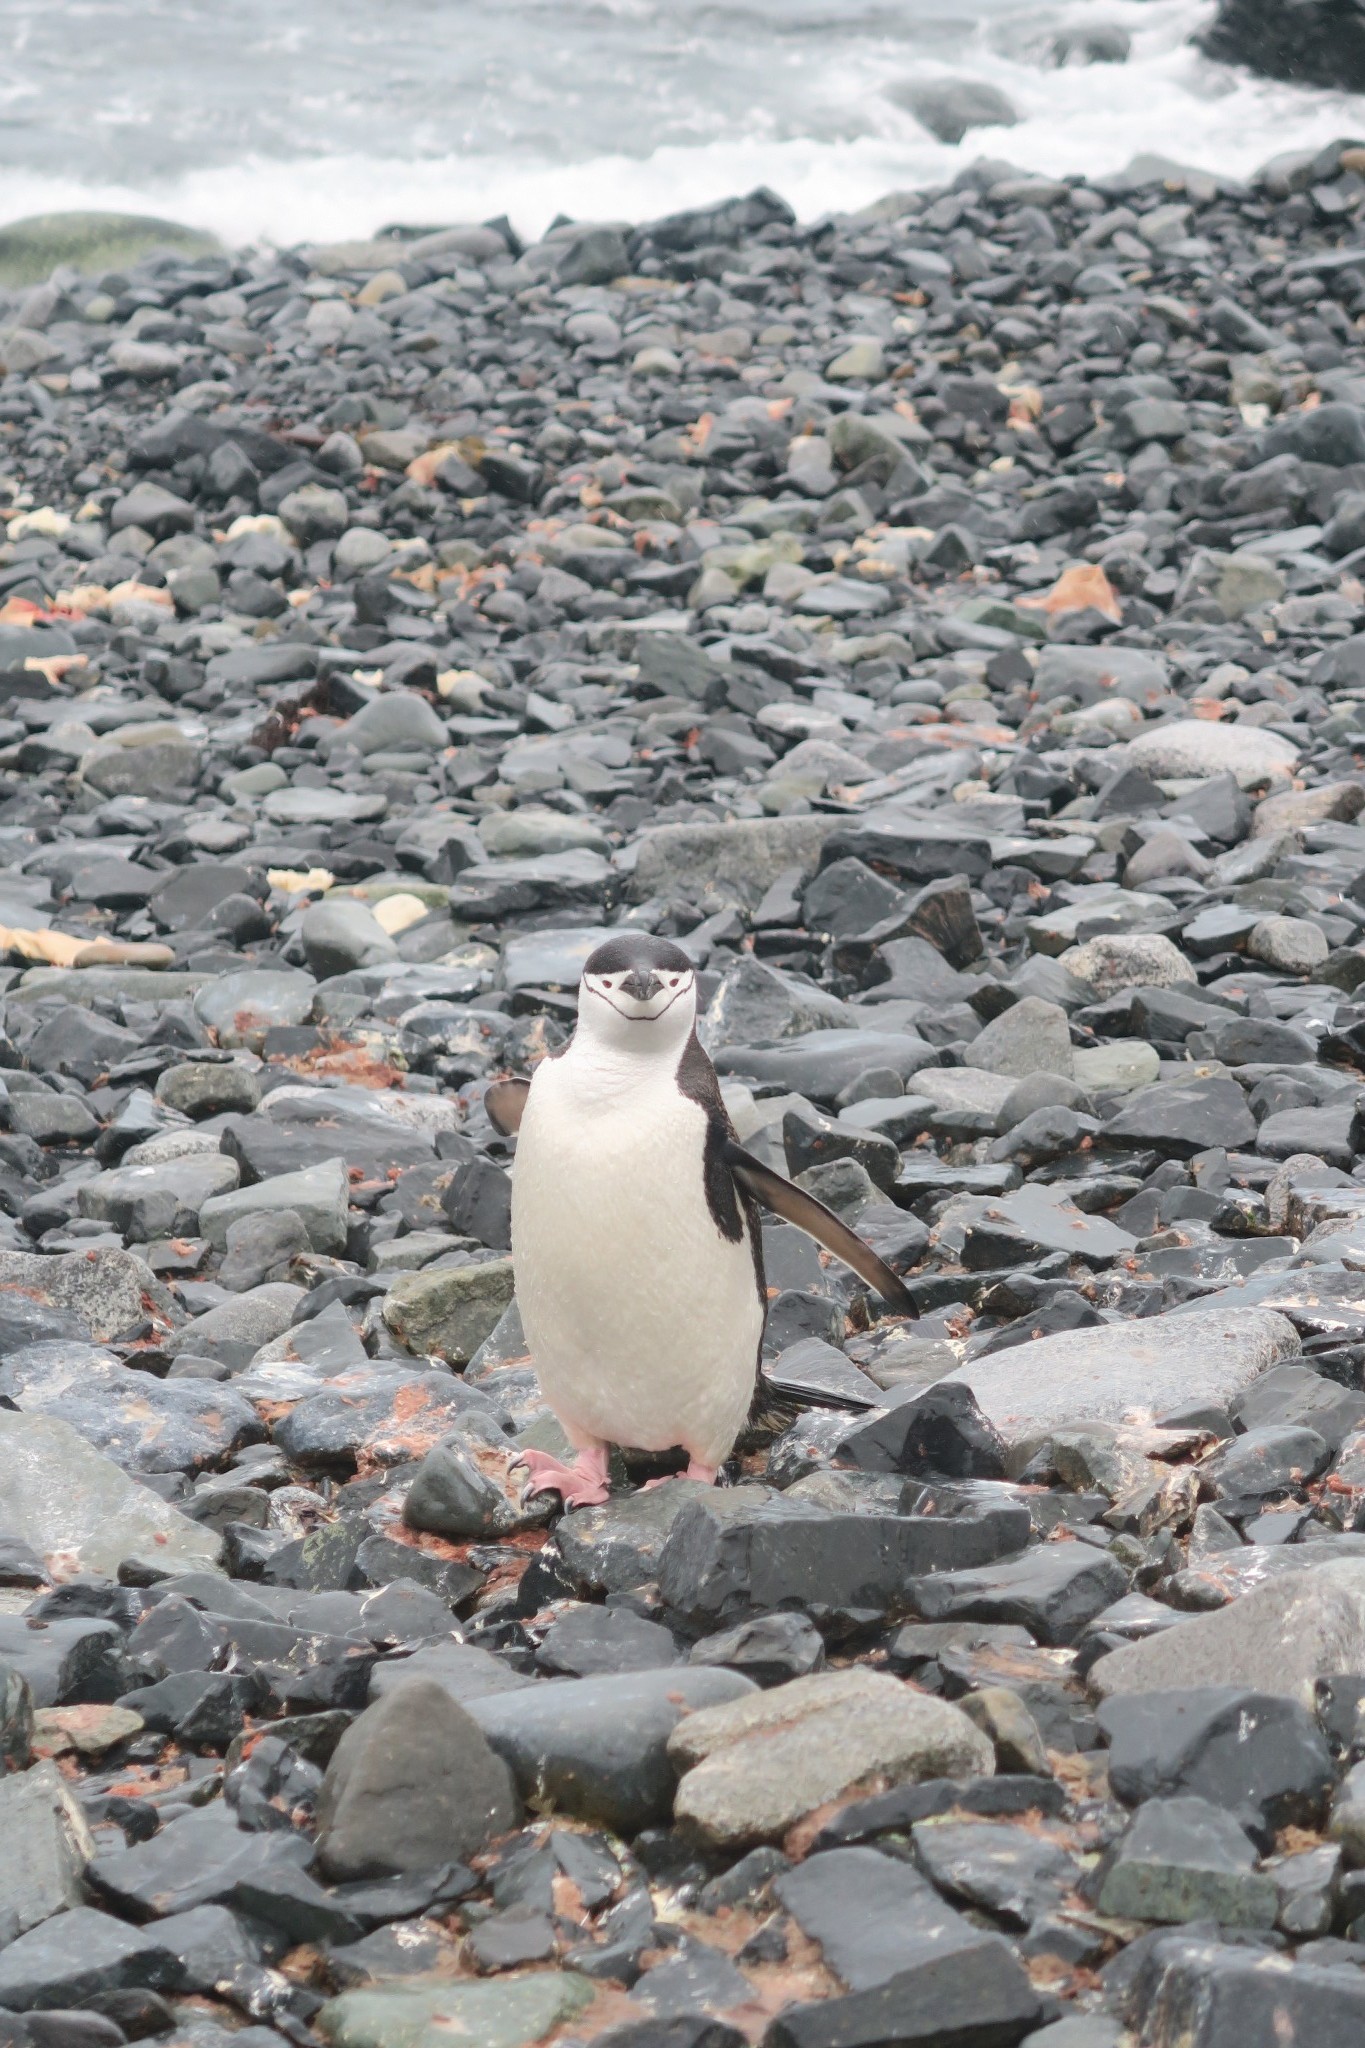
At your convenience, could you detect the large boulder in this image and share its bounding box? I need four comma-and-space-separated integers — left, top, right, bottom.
314, 1679, 520, 1880
1199, 1, 1365, 90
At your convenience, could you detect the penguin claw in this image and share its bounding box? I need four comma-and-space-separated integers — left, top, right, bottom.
518, 1447, 610, 1507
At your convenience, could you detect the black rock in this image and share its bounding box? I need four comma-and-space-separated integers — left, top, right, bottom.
910, 1817, 1077, 1930
536, 1604, 681, 1677
1102, 1078, 1258, 1158
1205, 1425, 1332, 1502
833, 1384, 1007, 1480
117, 1670, 265, 1747
88, 1804, 314, 1919
1097, 1795, 1276, 1927
0, 1618, 126, 1708
1101, 1683, 1336, 1844
770, 1846, 1042, 2047
0, 1908, 186, 2012
1126, 1929, 1365, 2043
657, 1493, 1032, 1631
904, 1546, 1129, 1646
314, 1677, 520, 1880
688, 1611, 827, 1688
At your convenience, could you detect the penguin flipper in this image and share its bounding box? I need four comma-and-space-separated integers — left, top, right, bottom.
484, 1077, 531, 1136
725, 1142, 918, 1318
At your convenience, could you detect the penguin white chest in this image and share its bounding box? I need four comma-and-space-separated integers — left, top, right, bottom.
510, 1056, 764, 1463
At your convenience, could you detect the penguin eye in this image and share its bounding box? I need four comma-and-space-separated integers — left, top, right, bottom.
669, 977, 680, 986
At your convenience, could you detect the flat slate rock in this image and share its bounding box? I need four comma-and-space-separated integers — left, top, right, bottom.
0, 1905, 186, 2010
940, 1305, 1301, 1440
0, 1343, 264, 1473
0, 1409, 223, 1579
1091, 1560, 1365, 1705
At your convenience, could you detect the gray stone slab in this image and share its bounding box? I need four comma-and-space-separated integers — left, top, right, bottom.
942, 1305, 1301, 1444
1091, 1561, 1365, 1708
0, 1760, 94, 1934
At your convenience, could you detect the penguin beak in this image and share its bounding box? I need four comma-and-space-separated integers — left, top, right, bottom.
621, 968, 663, 1002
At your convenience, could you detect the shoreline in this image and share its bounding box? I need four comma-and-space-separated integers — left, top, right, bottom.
2, 139, 1365, 2038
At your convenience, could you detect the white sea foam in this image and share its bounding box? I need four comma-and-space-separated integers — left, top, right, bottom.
0, 0, 1361, 246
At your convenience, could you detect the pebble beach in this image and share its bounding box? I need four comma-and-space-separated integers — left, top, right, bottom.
5, 120, 1365, 2048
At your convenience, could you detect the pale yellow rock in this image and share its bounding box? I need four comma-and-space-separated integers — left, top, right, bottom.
268, 867, 335, 894
437, 668, 490, 709
669, 1668, 993, 1848
7, 506, 70, 538
223, 512, 287, 541
632, 345, 682, 376
370, 892, 430, 936
356, 269, 407, 306
0, 925, 172, 970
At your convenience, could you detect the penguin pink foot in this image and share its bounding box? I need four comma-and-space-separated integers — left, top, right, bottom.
641, 1460, 719, 1491
519, 1446, 610, 1507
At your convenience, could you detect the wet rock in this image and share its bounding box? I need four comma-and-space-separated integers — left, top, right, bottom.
537, 1603, 680, 1678
832, 1383, 1006, 1479
933, 1184, 1134, 1272
367, 1640, 532, 1708
556, 1481, 718, 1596
0, 1411, 222, 1579
905, 1544, 1128, 1646
1092, 1560, 1365, 1704
893, 79, 1019, 145
689, 1611, 827, 1689
942, 1306, 1300, 1442
0, 1761, 94, 1934
87, 1802, 313, 1917
402, 1434, 549, 1539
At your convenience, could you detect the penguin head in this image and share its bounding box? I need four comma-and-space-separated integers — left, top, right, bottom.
579, 934, 697, 1051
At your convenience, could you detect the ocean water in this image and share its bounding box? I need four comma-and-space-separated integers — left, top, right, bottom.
0, 0, 1363, 245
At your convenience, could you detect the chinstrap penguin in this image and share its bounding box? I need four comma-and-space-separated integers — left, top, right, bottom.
486, 933, 915, 1506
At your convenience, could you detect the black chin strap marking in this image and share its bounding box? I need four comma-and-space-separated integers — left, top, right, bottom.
588, 983, 690, 1024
